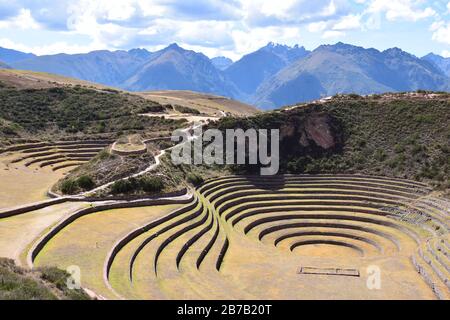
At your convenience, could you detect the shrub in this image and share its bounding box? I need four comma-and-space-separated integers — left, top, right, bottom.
76, 176, 95, 190
175, 105, 201, 115
111, 180, 134, 194
141, 177, 164, 193
394, 144, 405, 153
61, 179, 77, 194
187, 173, 204, 186
98, 150, 110, 160
374, 149, 387, 162
411, 145, 423, 156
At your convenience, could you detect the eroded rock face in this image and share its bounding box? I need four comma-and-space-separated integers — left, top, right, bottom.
280, 112, 342, 156
304, 114, 338, 149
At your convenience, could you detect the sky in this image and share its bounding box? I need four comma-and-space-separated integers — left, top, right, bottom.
0, 0, 449, 60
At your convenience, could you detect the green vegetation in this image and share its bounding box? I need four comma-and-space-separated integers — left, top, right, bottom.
60, 175, 95, 194
76, 175, 95, 190
187, 173, 204, 186
141, 177, 164, 193
56, 150, 156, 194
111, 176, 165, 195
0, 258, 90, 300
61, 179, 78, 194
174, 105, 201, 115
0, 86, 186, 146
208, 93, 450, 188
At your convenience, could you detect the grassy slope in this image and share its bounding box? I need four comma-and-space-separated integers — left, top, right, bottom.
0, 84, 185, 147
0, 69, 259, 116
138, 90, 259, 116
205, 92, 450, 189
0, 258, 90, 300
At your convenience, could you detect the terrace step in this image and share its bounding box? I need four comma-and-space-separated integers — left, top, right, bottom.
52, 162, 86, 171
269, 227, 397, 255
412, 246, 450, 299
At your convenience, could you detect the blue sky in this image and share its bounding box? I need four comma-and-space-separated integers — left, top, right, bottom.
0, 0, 449, 60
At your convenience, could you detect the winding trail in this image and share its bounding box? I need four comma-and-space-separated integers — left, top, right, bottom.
77, 122, 203, 198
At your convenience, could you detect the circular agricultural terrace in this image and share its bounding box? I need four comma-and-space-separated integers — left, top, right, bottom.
0, 141, 448, 299
20, 174, 450, 300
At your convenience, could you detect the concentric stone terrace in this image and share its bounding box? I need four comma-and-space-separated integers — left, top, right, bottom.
21, 174, 449, 299
1, 140, 112, 171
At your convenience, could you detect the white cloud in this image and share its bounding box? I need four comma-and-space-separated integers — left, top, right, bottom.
0, 8, 40, 30
307, 13, 360, 40
442, 50, 450, 58
366, 0, 436, 22
232, 26, 301, 58
431, 21, 450, 45
332, 14, 361, 30
0, 0, 445, 59
0, 37, 102, 55
308, 21, 329, 32
322, 30, 345, 38
242, 0, 350, 27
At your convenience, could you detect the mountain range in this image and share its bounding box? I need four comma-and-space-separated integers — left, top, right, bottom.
1, 42, 449, 109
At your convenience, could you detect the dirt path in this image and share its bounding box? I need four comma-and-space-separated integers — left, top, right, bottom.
78, 123, 203, 197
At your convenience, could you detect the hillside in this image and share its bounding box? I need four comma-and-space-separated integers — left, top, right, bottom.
138, 90, 259, 116
10, 49, 149, 87
3, 43, 450, 109
254, 43, 450, 109
0, 47, 35, 64
0, 258, 90, 300
225, 43, 310, 96
0, 69, 258, 117
211, 56, 233, 70
206, 92, 450, 190
0, 83, 185, 147
0, 61, 10, 69
423, 53, 450, 77
122, 44, 238, 97
0, 68, 117, 90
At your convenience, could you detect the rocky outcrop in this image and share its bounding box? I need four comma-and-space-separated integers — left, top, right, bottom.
280, 112, 343, 157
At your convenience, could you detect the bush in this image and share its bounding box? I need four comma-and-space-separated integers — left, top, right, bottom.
61, 179, 77, 194
175, 105, 200, 115
76, 176, 95, 190
374, 149, 387, 162
187, 173, 204, 186
111, 180, 135, 194
141, 177, 164, 193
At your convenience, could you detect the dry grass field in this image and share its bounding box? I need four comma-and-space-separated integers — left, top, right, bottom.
33, 205, 184, 299
138, 90, 259, 116
1, 174, 442, 300
0, 69, 114, 90
0, 140, 112, 208
0, 153, 72, 209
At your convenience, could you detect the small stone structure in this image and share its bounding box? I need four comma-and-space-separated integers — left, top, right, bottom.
111, 135, 147, 156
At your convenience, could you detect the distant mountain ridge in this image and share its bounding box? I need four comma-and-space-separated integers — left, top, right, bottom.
0, 47, 35, 64
122, 43, 238, 97
3, 42, 450, 109
0, 61, 10, 69
225, 42, 310, 97
211, 56, 233, 70
422, 53, 450, 77
254, 43, 450, 108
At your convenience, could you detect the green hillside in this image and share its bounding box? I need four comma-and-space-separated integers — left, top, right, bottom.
0, 84, 185, 147
0, 258, 90, 300
209, 92, 450, 189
